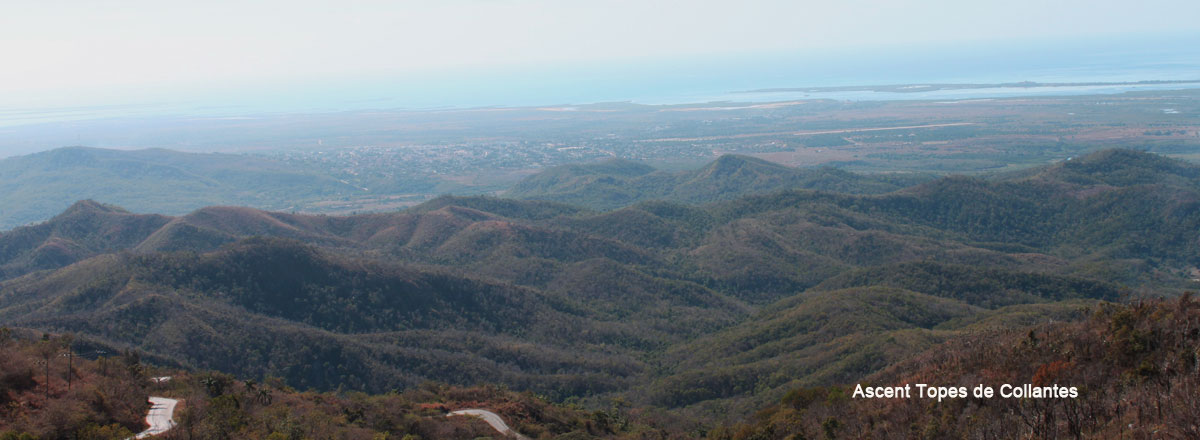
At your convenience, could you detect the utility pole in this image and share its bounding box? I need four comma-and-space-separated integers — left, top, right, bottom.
60, 352, 73, 391
37, 345, 53, 403
59, 334, 74, 392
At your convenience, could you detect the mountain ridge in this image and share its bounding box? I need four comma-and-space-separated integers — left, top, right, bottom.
1, 148, 1197, 419
0, 146, 360, 230
506, 153, 937, 210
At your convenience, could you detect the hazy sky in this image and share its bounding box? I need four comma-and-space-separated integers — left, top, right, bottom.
2, 0, 1198, 107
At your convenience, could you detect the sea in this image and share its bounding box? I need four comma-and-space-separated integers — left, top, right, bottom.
1, 33, 1198, 128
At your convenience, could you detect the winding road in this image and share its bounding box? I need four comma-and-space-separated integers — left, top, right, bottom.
128, 396, 519, 438
132, 397, 178, 439
448, 409, 529, 439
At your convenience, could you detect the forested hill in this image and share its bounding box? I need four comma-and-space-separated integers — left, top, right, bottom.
0, 147, 360, 230
506, 154, 935, 209
0, 148, 1198, 421
7, 298, 1200, 438
0, 332, 653, 439
1017, 147, 1200, 189
713, 296, 1200, 439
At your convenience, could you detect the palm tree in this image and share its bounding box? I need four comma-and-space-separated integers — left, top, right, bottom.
256, 388, 273, 405
200, 375, 225, 397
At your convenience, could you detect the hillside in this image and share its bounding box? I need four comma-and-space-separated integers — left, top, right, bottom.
0, 331, 149, 439
713, 296, 1200, 439
1, 148, 1198, 422
506, 154, 935, 210
0, 200, 171, 279
0, 332, 669, 439
1026, 148, 1200, 189
8, 298, 1198, 439
0, 238, 659, 396
647, 263, 1121, 416
0, 147, 360, 230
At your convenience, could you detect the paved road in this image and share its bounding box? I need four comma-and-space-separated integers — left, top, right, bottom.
133, 397, 178, 439
448, 409, 529, 439
130, 398, 515, 439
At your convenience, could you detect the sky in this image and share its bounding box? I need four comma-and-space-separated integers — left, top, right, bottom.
2, 0, 1199, 109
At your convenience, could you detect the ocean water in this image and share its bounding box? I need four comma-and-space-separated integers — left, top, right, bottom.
1, 33, 1198, 127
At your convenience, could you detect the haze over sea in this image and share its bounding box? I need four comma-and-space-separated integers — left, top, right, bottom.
2, 34, 1198, 128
